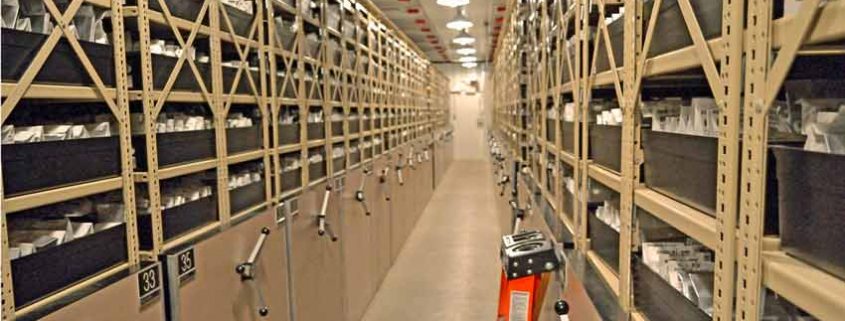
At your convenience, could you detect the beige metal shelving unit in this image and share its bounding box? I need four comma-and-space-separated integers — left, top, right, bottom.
0, 0, 449, 318
492, 0, 845, 321
1, 0, 136, 318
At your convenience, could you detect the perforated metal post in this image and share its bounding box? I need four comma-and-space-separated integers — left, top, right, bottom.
209, 0, 231, 225
736, 1, 823, 320
710, 0, 745, 319
618, 0, 643, 311
111, 0, 140, 267
137, 0, 165, 258
297, 4, 308, 185
735, 0, 775, 317
1, 170, 15, 320
575, 0, 588, 250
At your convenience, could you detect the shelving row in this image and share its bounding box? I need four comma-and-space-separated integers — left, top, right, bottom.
492, 0, 845, 321
0, 0, 451, 318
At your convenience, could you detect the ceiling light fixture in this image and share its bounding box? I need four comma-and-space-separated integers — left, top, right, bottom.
452, 29, 475, 45
461, 62, 478, 68
436, 0, 470, 8
458, 56, 477, 63
456, 47, 476, 55
446, 7, 473, 30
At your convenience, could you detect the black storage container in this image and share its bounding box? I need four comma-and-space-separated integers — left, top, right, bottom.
594, 0, 723, 74
278, 123, 301, 145
349, 120, 360, 133
134, 130, 216, 170
227, 125, 262, 154
644, 0, 722, 59
332, 157, 346, 172
221, 4, 256, 38
589, 124, 621, 172
307, 122, 325, 140
281, 168, 302, 192
331, 121, 344, 136
309, 162, 326, 181
305, 78, 322, 101
303, 33, 321, 59
3, 136, 121, 196
643, 130, 783, 231
131, 0, 204, 21
563, 189, 575, 222
546, 119, 557, 143
230, 182, 265, 214
561, 120, 579, 154
363, 120, 372, 131
2, 28, 115, 87
633, 258, 711, 321
350, 151, 361, 165
363, 147, 372, 160
277, 75, 298, 98
222, 67, 261, 95
11, 224, 127, 307
542, 202, 564, 241
772, 146, 845, 280
642, 130, 716, 214
138, 196, 218, 249
588, 214, 620, 273
128, 53, 210, 91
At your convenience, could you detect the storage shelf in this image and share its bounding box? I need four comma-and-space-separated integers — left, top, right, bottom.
129, 90, 259, 103
587, 163, 621, 192
559, 151, 576, 167
634, 188, 717, 250
160, 221, 222, 252
0, 0, 449, 315
231, 202, 268, 221
270, 0, 296, 14
13, 262, 129, 318
278, 144, 301, 153
4, 177, 123, 214
763, 252, 845, 321
2, 83, 117, 100
228, 149, 265, 165
541, 187, 557, 212
587, 250, 620, 296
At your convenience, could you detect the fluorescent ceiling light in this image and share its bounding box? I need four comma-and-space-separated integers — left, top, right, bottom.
452, 30, 475, 45
436, 0, 470, 8
456, 47, 477, 55
461, 62, 478, 68
446, 8, 473, 30
459, 56, 477, 63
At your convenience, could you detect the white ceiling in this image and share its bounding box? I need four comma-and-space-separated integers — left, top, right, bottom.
370, 0, 506, 63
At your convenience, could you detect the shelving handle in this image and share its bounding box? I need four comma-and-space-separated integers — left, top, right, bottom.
357, 166, 372, 216
498, 175, 510, 196
235, 227, 272, 317
317, 185, 332, 238
395, 155, 405, 185
379, 167, 392, 201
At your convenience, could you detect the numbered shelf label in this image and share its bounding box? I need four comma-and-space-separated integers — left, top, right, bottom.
138, 263, 162, 305
175, 247, 197, 281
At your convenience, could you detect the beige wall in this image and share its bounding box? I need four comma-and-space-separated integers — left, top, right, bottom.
437, 64, 493, 161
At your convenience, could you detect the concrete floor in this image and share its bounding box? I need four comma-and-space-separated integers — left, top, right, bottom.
361, 160, 504, 321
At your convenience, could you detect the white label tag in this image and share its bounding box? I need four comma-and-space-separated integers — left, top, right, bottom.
509, 290, 530, 321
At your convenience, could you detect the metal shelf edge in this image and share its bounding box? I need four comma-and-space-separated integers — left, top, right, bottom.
634, 187, 717, 250
5, 177, 124, 213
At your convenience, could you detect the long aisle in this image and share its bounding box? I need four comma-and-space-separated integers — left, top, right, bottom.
361, 160, 504, 321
